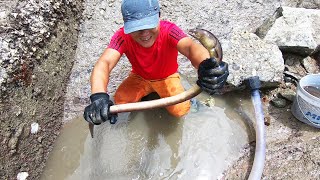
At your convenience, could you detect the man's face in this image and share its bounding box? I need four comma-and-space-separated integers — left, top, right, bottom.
129, 26, 160, 48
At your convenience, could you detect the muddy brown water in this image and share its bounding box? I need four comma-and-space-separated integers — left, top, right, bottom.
304, 85, 320, 99
40, 90, 256, 180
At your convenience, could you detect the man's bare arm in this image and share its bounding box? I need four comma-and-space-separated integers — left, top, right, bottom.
176, 37, 209, 69
90, 48, 121, 93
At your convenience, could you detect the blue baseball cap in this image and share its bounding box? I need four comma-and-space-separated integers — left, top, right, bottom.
121, 0, 160, 34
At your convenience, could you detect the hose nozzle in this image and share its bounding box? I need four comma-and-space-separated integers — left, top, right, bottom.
246, 76, 261, 90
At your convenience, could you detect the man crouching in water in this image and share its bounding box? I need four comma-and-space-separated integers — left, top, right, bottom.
83, 0, 229, 125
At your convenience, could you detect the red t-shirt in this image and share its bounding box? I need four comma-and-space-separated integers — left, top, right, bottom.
107, 20, 187, 80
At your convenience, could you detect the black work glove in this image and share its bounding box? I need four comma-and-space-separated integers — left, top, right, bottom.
83, 93, 117, 125
197, 58, 229, 94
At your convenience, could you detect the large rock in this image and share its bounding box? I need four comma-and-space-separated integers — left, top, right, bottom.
223, 31, 284, 87
260, 7, 320, 55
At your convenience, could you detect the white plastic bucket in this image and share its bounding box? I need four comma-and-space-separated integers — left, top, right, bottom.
291, 74, 320, 128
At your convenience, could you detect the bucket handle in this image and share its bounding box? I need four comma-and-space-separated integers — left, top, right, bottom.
296, 95, 320, 128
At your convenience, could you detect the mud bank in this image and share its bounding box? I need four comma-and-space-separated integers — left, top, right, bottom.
0, 0, 83, 179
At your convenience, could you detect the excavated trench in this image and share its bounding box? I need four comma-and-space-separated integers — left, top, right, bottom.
1, 1, 252, 179
41, 88, 253, 180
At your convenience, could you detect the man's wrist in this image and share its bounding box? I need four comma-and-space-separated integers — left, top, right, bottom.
90, 92, 109, 102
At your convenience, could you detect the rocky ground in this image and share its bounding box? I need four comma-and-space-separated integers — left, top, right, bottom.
0, 0, 319, 179
223, 86, 320, 179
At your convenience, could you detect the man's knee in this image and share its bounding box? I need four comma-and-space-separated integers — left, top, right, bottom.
166, 101, 191, 117
114, 90, 125, 104
114, 87, 149, 104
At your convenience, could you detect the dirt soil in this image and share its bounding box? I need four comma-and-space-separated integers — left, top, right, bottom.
0, 0, 319, 180
0, 1, 84, 179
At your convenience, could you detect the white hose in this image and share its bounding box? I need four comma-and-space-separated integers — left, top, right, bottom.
110, 86, 202, 113
248, 90, 266, 180
89, 86, 202, 138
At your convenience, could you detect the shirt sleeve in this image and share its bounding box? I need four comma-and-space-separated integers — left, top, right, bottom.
167, 23, 187, 46
107, 28, 126, 54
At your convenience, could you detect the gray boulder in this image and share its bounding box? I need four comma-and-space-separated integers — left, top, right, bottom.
260, 7, 320, 55
224, 31, 284, 87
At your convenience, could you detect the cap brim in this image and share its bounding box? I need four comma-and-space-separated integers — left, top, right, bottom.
124, 14, 159, 34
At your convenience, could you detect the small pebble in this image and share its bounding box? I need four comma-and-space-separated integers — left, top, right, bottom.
270, 97, 287, 108
17, 172, 29, 180
31, 122, 39, 134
